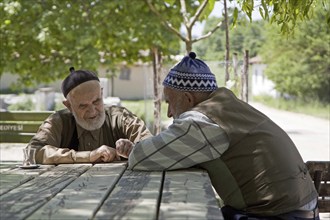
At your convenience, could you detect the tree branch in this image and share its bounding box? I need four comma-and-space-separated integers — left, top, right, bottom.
192, 20, 222, 43
189, 0, 209, 28
180, 0, 189, 26
145, 0, 187, 42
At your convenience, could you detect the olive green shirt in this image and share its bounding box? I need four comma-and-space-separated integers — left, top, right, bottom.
194, 88, 318, 215
28, 106, 152, 164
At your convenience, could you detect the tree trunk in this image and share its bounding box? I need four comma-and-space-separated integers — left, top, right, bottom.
110, 75, 114, 97
224, 0, 230, 83
232, 52, 238, 90
186, 41, 192, 54
241, 50, 249, 102
152, 48, 162, 135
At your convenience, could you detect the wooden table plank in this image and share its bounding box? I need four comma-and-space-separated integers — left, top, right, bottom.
94, 170, 163, 220
0, 165, 54, 196
159, 169, 223, 220
0, 163, 224, 220
0, 164, 90, 220
27, 162, 127, 220
0, 161, 19, 173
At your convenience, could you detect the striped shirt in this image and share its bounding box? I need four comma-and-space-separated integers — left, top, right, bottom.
128, 111, 229, 170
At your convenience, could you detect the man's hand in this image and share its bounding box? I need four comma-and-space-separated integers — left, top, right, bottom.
116, 139, 134, 158
90, 145, 120, 163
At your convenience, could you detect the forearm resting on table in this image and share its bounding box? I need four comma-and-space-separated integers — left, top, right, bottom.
36, 145, 91, 164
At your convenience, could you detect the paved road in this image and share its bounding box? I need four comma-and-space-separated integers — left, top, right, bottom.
250, 102, 329, 162
0, 102, 329, 162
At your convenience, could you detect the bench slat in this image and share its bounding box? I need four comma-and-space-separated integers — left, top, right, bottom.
319, 183, 330, 197
0, 111, 53, 143
319, 200, 330, 212
306, 161, 330, 173
0, 111, 53, 121
0, 123, 41, 133
0, 133, 35, 143
306, 161, 330, 213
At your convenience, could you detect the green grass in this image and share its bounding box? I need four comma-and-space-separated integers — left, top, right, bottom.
121, 99, 170, 126
253, 95, 330, 120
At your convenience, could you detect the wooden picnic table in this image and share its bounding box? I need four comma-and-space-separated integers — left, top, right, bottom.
0, 161, 224, 220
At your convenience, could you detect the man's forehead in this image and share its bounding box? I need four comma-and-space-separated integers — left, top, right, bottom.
163, 86, 173, 94
163, 87, 171, 98
69, 81, 101, 97
163, 87, 180, 100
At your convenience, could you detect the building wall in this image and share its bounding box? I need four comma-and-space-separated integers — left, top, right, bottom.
2, 60, 279, 100
1, 64, 157, 100
98, 64, 156, 100
251, 63, 277, 97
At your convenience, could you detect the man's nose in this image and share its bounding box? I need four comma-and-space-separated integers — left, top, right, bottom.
87, 105, 97, 114
167, 108, 172, 118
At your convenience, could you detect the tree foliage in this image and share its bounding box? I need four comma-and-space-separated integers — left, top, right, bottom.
261, 3, 330, 103
236, 0, 327, 35
194, 1, 329, 103
1, 0, 325, 88
0, 0, 179, 88
194, 15, 266, 60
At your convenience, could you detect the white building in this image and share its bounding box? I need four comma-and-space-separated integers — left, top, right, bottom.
250, 56, 278, 97
0, 63, 157, 101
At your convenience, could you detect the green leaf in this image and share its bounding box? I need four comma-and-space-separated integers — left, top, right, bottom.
164, 0, 176, 6
233, 7, 239, 26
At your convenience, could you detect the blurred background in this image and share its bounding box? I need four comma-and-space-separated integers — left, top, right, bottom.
0, 0, 329, 160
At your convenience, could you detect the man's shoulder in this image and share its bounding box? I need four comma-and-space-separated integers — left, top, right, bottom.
56, 108, 71, 114
104, 105, 138, 123
48, 109, 72, 121
53, 109, 72, 117
105, 105, 128, 115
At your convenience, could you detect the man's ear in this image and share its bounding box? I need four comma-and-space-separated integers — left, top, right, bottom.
62, 100, 72, 112
184, 92, 195, 107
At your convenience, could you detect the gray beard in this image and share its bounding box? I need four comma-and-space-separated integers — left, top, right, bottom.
72, 110, 106, 131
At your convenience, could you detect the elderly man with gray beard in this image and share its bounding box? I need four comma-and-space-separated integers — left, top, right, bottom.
26, 67, 152, 164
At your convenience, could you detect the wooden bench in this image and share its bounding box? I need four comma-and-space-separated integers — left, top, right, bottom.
0, 111, 53, 143
306, 161, 330, 212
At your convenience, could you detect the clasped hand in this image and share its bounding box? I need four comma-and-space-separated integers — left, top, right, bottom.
115, 138, 134, 158
90, 145, 120, 163
89, 139, 134, 163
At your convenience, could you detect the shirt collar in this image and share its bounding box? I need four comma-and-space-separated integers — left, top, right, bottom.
76, 124, 101, 140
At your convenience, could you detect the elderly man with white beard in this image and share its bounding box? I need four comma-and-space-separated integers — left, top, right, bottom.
26, 67, 152, 164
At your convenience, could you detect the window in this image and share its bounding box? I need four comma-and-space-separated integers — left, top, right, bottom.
119, 67, 131, 80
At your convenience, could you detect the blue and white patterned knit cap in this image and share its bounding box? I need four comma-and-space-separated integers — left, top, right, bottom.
163, 52, 218, 92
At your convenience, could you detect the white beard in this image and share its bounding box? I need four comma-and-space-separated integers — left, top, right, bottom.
72, 110, 106, 131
